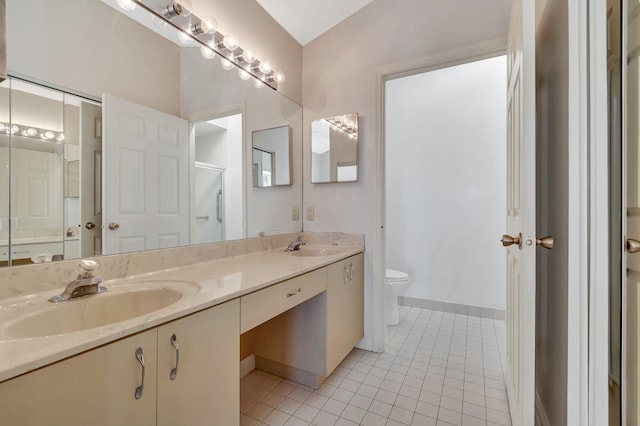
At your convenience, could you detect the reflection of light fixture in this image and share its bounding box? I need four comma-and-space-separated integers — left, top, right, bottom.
253, 79, 264, 89
0, 122, 65, 143
116, 0, 136, 11
121, 0, 286, 90
238, 69, 250, 80
324, 115, 359, 140
176, 30, 192, 45
221, 58, 234, 70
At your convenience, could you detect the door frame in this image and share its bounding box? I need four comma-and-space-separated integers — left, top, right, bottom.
587, 0, 610, 423
374, 37, 506, 350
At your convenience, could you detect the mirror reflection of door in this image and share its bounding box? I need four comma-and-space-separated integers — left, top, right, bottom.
252, 148, 274, 187
194, 163, 225, 244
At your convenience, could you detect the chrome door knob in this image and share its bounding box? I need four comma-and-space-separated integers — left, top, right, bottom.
85, 222, 96, 230
626, 238, 640, 254
536, 236, 554, 250
108, 222, 120, 231
501, 233, 522, 248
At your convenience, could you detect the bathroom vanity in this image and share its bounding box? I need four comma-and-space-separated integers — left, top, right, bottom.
0, 237, 364, 425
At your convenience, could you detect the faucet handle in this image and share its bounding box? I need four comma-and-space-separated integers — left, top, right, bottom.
79, 259, 99, 278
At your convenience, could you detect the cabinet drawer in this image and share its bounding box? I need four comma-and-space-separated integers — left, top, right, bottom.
241, 268, 327, 333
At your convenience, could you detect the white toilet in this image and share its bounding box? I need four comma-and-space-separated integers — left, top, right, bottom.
385, 269, 410, 326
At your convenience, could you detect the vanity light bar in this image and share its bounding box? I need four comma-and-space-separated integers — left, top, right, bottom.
0, 122, 65, 143
324, 117, 358, 140
125, 0, 285, 91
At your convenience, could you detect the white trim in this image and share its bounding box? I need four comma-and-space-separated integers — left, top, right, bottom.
373, 37, 507, 352
587, 0, 610, 423
567, 0, 591, 424
536, 392, 552, 426
240, 354, 256, 378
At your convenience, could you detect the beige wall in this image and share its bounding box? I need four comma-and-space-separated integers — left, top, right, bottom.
301, 0, 511, 350
6, 0, 181, 116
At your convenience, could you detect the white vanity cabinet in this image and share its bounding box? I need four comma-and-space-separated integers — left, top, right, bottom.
326, 253, 365, 375
157, 299, 239, 426
0, 300, 240, 426
0, 328, 159, 426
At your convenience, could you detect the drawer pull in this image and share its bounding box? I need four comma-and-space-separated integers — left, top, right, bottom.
135, 347, 145, 400
287, 288, 302, 297
170, 334, 180, 380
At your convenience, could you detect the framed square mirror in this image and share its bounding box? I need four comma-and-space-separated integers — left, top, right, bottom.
311, 113, 358, 183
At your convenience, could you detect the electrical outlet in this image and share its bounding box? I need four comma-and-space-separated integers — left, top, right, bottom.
292, 207, 299, 221
306, 207, 315, 221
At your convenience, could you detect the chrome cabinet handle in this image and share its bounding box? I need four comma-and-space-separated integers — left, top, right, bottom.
135, 347, 145, 400
216, 189, 223, 223
287, 288, 302, 297
349, 262, 355, 281
170, 334, 180, 380
344, 265, 349, 284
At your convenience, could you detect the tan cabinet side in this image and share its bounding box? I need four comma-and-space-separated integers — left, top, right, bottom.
0, 329, 158, 426
157, 299, 240, 426
326, 253, 364, 375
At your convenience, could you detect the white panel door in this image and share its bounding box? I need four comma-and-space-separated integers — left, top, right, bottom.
504, 0, 536, 424
80, 101, 103, 257
102, 94, 189, 255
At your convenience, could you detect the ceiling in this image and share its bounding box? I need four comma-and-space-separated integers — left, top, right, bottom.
255, 0, 374, 46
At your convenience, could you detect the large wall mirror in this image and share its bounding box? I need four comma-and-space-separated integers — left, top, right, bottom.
0, 0, 302, 268
310, 114, 359, 183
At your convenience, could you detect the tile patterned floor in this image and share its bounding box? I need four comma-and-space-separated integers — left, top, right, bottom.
240, 306, 512, 426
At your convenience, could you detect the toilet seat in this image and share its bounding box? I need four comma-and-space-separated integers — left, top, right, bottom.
386, 269, 409, 283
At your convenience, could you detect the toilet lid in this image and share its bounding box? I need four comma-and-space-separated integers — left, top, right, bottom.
386, 269, 409, 282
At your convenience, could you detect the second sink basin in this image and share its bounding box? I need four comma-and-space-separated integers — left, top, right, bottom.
290, 246, 344, 257
3, 280, 199, 339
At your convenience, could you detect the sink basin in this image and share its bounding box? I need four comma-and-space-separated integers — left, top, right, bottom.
290, 246, 344, 257
3, 280, 199, 339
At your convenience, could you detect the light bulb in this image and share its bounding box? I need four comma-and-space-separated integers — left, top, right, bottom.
274, 71, 285, 83
57, 133, 65, 142
176, 0, 193, 17
258, 62, 271, 74
0, 123, 5, 133
223, 34, 239, 51
23, 128, 37, 137
200, 44, 215, 59
177, 30, 192, 45
116, 0, 136, 11
200, 16, 217, 34
9, 125, 18, 135
221, 58, 234, 70
242, 50, 256, 64
238, 69, 250, 80
42, 131, 55, 140
253, 79, 264, 89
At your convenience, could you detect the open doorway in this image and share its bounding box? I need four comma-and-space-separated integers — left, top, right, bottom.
384, 55, 507, 326
192, 113, 243, 244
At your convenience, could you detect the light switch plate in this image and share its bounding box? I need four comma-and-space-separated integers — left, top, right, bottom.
292, 207, 299, 221
306, 207, 315, 221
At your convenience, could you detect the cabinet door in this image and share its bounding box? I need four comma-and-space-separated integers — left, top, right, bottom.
157, 299, 240, 426
0, 329, 157, 426
326, 253, 364, 375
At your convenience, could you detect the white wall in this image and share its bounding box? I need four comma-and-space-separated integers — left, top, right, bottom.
302, 0, 512, 350
385, 56, 506, 310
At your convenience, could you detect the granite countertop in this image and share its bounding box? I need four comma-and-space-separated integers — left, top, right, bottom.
0, 244, 364, 382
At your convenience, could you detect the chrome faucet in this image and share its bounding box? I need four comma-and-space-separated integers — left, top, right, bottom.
285, 236, 306, 252
49, 260, 107, 303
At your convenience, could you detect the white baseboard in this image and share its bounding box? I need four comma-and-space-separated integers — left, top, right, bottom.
240, 354, 255, 378
535, 391, 551, 426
